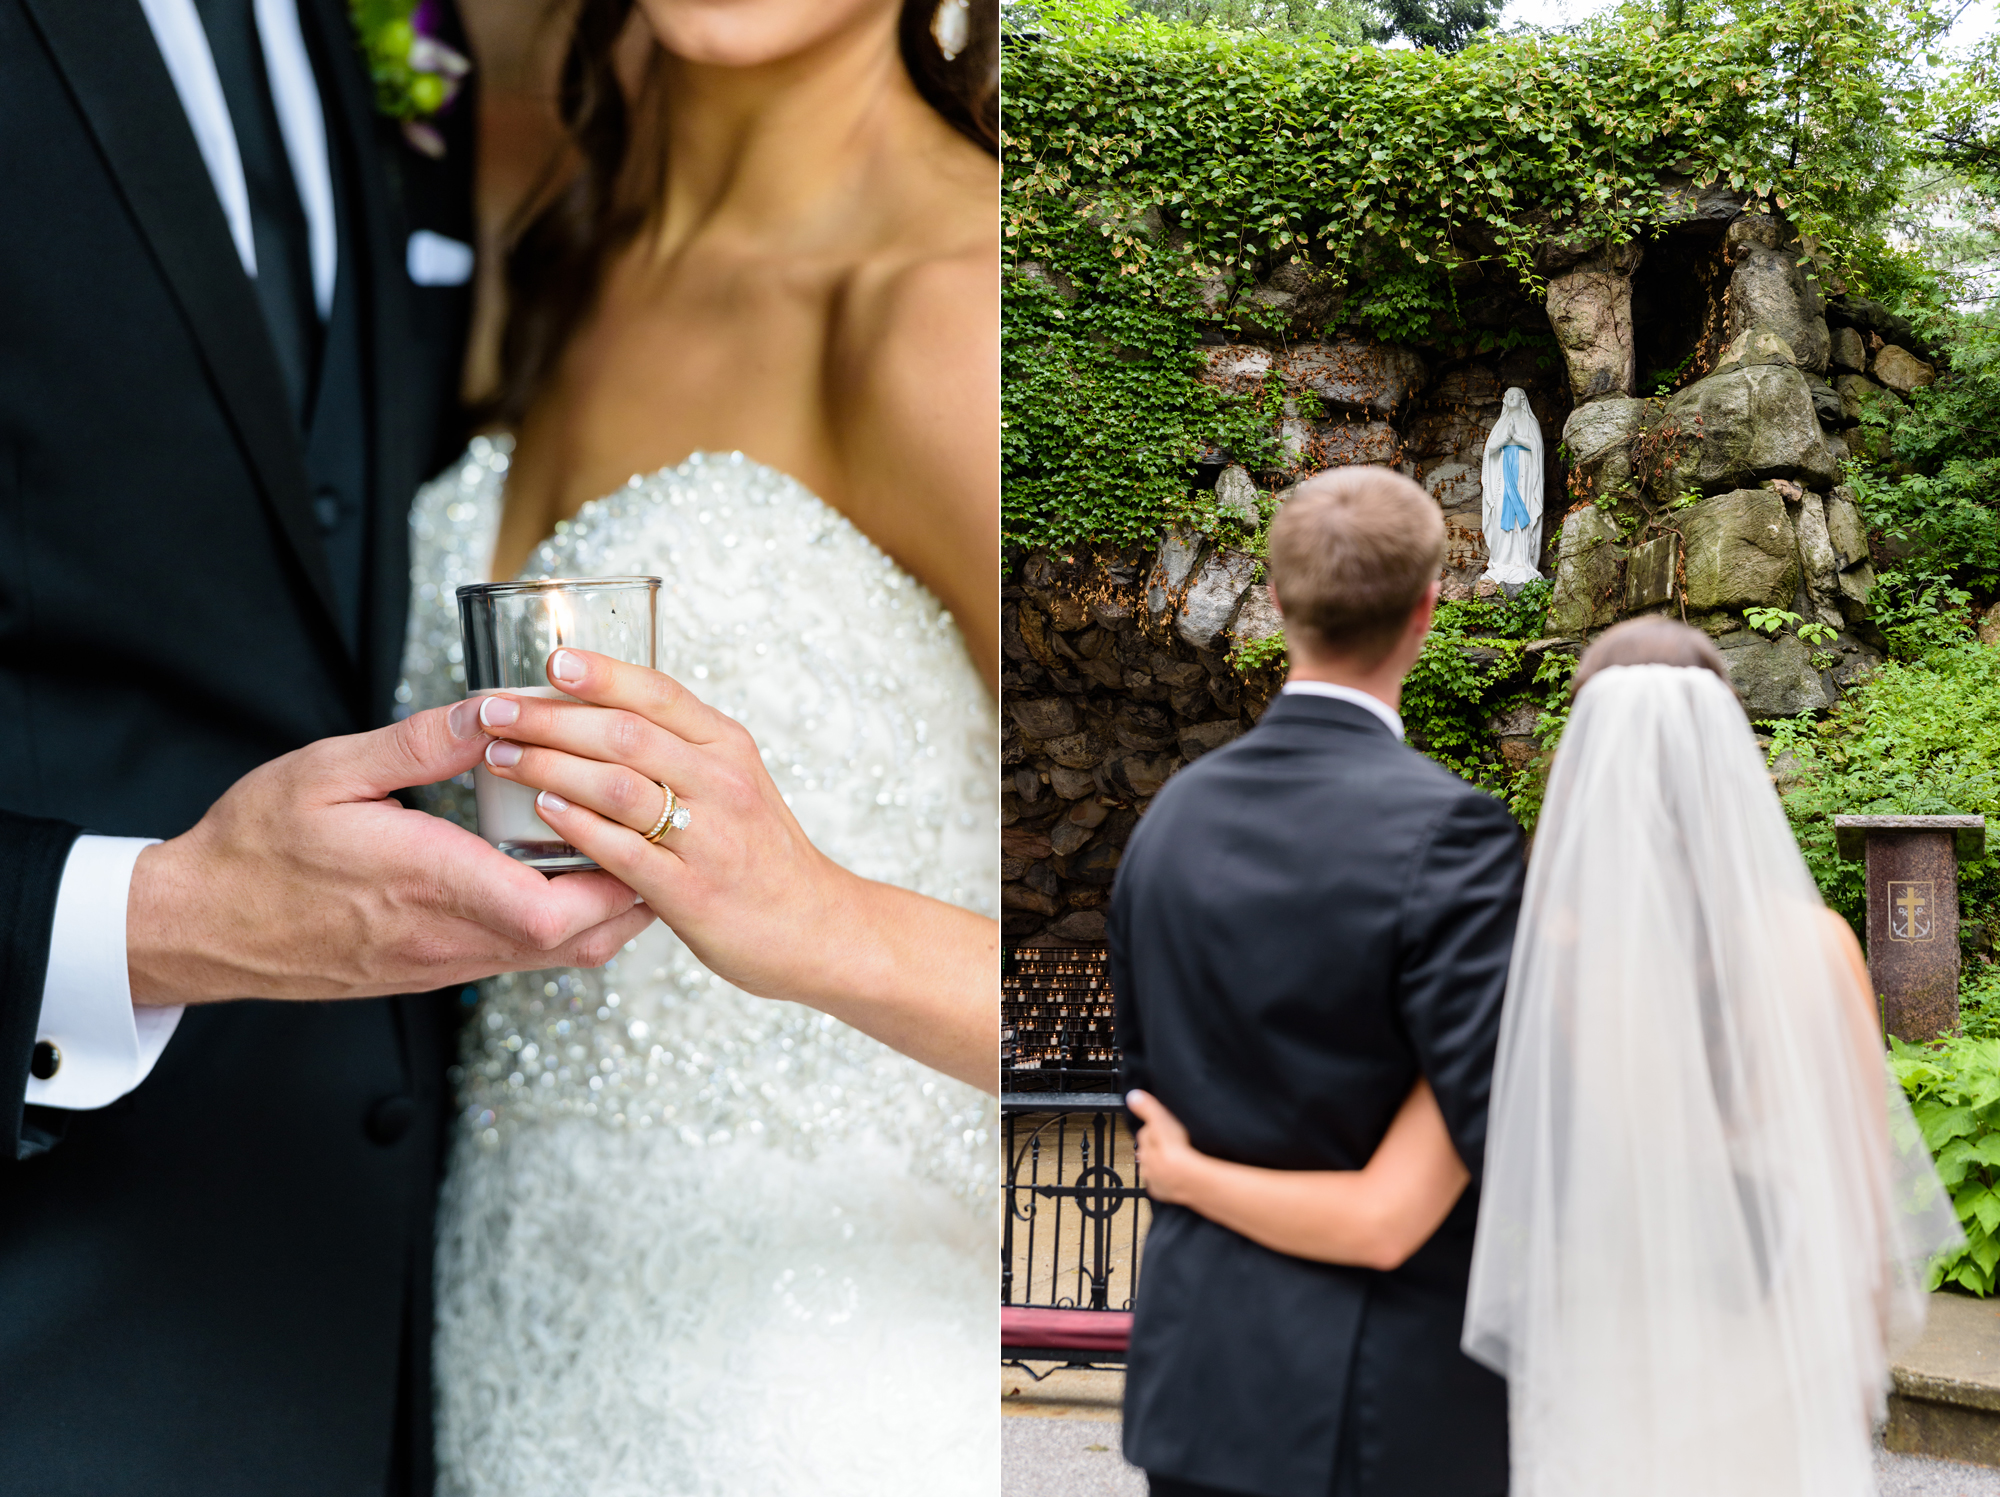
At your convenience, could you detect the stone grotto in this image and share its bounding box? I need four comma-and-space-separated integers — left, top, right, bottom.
1004, 188, 1937, 947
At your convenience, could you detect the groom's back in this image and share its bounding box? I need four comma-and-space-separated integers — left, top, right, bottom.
1108, 467, 1521, 1497
1116, 697, 1513, 1173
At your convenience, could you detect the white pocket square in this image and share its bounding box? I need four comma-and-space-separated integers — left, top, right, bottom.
407, 230, 474, 287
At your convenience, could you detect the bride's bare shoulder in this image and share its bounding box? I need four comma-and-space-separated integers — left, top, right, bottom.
846, 244, 995, 404
1816, 904, 1864, 956
830, 154, 997, 425
815, 140, 997, 680
822, 134, 996, 499
828, 107, 991, 351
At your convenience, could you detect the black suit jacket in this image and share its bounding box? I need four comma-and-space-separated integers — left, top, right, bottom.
1112, 693, 1524, 1497
0, 2, 473, 1492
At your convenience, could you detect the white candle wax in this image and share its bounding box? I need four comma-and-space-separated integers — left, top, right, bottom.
469, 685, 585, 860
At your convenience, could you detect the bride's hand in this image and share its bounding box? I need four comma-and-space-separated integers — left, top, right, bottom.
475, 646, 828, 996
474, 647, 997, 1092
1127, 1089, 1206, 1206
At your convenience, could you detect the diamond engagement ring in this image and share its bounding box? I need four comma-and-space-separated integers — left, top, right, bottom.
643, 783, 691, 843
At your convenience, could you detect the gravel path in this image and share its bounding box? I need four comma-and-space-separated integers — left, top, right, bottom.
1001, 1417, 2000, 1496
1876, 1434, 2000, 1497
1003, 1417, 1145, 1497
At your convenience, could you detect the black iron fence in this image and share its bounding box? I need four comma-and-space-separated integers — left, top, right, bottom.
1002, 947, 1148, 1371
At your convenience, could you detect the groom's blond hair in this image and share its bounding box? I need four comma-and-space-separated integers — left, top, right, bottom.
1267, 466, 1444, 664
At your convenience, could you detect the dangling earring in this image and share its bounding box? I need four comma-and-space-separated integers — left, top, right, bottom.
932, 0, 970, 61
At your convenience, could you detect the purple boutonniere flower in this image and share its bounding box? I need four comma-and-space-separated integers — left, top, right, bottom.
350, 0, 473, 159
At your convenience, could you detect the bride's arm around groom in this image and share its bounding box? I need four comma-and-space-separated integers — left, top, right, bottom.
1127, 1076, 1471, 1271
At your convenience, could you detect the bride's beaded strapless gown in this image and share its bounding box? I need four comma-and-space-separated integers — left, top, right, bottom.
399, 437, 998, 1496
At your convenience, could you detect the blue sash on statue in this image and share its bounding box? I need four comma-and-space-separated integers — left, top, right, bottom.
1500, 444, 1531, 532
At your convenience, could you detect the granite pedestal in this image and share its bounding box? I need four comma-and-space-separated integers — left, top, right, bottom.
1835, 815, 1987, 1042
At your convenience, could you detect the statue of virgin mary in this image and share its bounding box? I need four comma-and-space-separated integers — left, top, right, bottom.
1480, 387, 1545, 586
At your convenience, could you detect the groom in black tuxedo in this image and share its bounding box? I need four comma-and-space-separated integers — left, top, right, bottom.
1112, 467, 1523, 1497
0, 4, 649, 1494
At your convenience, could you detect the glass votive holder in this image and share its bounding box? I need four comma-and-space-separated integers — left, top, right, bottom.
456, 576, 661, 873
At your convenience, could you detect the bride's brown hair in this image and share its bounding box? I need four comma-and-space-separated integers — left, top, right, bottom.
488, 0, 998, 428
1571, 616, 1737, 700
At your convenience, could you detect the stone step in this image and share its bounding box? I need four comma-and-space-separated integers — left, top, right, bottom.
1887, 1292, 2000, 1466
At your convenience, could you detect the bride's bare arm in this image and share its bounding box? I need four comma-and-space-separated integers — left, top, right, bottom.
1821, 907, 1894, 1196
1820, 907, 1885, 1073
1818, 906, 1898, 1337
1127, 1081, 1470, 1270
472, 648, 996, 1094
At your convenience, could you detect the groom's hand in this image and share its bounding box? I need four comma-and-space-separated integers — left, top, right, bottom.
125, 701, 656, 1005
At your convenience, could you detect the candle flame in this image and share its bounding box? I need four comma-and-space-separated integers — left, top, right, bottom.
548, 589, 576, 652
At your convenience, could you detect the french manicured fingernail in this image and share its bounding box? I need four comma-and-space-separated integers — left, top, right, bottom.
448, 699, 481, 738
485, 740, 522, 769
549, 650, 584, 685
536, 790, 569, 814
479, 695, 520, 728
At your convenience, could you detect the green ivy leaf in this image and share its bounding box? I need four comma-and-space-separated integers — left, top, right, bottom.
1933, 1106, 1982, 1147
1974, 1232, 2000, 1277
1973, 1190, 2000, 1237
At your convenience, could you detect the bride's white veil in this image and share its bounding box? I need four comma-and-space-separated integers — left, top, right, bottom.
1463, 663, 1960, 1497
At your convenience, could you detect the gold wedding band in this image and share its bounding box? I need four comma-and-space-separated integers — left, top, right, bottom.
643, 782, 691, 842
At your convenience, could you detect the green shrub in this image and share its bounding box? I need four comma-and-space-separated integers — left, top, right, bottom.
1002, 253, 1287, 552
1351, 262, 1456, 345
1230, 629, 1290, 673
1960, 960, 2000, 1042
1866, 567, 1976, 662
1846, 305, 2000, 597
1770, 643, 2000, 959
1401, 581, 1568, 807
1504, 647, 1577, 829
1891, 1034, 2000, 1294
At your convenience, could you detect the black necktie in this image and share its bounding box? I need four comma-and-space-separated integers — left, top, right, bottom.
193, 0, 321, 422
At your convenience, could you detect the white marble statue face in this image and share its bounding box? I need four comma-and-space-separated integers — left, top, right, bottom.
1488, 386, 1538, 449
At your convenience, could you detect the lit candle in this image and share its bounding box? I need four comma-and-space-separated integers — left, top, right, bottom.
473, 591, 590, 868
455, 577, 658, 873
470, 684, 582, 858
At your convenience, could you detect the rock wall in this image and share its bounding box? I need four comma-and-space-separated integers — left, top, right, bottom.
1187, 309, 1574, 598
1548, 212, 1928, 717
1005, 195, 1927, 946
1002, 314, 1573, 947
1002, 547, 1285, 946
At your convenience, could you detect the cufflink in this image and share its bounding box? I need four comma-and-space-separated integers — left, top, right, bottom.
30, 1041, 61, 1080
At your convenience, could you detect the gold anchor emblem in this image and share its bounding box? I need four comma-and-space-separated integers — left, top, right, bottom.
1888, 881, 1936, 942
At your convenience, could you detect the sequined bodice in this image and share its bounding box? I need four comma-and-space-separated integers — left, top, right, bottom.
399, 437, 997, 1201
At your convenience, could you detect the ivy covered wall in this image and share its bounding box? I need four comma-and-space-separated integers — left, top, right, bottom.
1000, 0, 1977, 948
1001, 0, 1924, 554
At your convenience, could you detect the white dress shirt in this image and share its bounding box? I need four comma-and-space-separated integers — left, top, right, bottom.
28, 0, 336, 1111
1279, 679, 1406, 740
